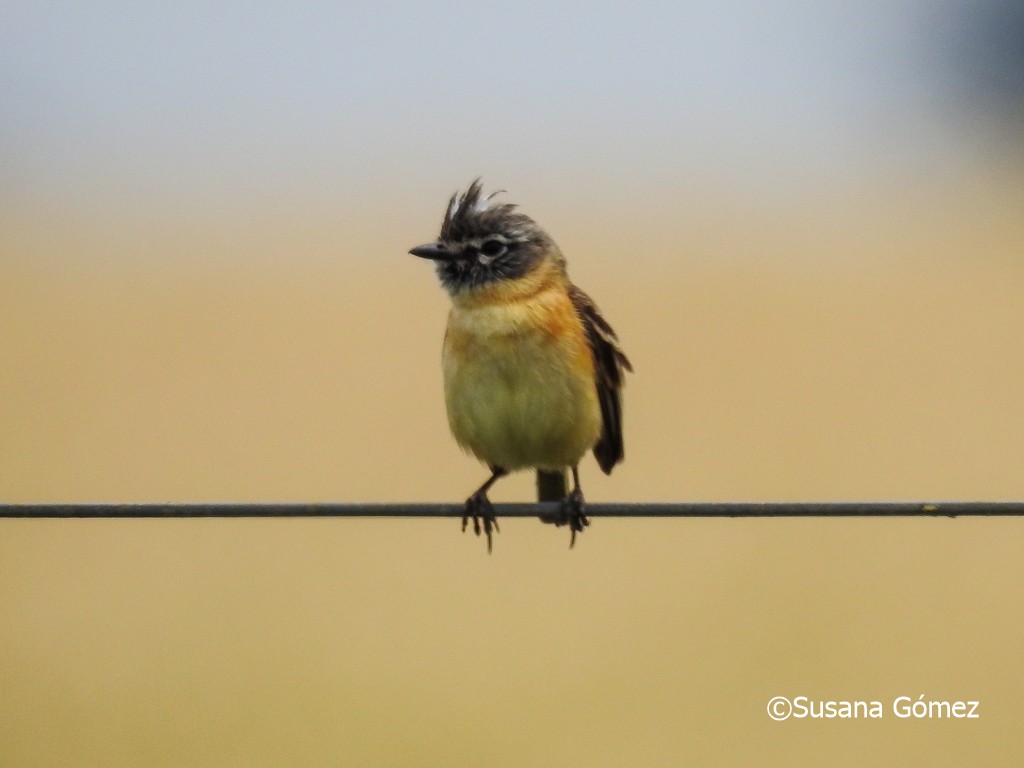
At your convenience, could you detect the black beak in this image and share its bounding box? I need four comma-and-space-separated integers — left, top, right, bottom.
409, 242, 454, 261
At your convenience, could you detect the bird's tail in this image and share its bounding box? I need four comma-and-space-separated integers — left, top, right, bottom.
536, 469, 568, 501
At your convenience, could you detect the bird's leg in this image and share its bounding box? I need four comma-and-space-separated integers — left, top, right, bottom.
464, 466, 507, 553
556, 465, 589, 548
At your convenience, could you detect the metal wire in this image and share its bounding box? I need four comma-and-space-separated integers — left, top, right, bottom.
2, 502, 1023, 518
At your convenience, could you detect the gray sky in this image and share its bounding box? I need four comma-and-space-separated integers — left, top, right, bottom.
1, 1, 1012, 227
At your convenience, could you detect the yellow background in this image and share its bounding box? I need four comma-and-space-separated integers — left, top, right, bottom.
3, 3, 1024, 765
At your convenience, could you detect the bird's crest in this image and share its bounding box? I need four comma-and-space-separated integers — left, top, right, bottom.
440, 179, 529, 243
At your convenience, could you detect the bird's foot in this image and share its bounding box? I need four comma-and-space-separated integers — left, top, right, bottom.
463, 491, 500, 553
555, 487, 589, 548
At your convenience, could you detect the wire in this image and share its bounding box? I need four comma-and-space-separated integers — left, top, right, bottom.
2, 502, 1022, 518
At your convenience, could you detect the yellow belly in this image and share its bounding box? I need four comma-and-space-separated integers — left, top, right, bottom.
442, 293, 600, 471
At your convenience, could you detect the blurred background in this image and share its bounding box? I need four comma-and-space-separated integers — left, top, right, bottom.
3, 0, 1024, 765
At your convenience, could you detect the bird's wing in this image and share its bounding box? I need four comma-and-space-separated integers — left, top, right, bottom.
568, 284, 633, 474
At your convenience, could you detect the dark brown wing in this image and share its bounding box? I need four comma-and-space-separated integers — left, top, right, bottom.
568, 284, 633, 474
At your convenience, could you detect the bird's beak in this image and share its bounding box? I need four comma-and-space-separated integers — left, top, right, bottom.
409, 242, 454, 261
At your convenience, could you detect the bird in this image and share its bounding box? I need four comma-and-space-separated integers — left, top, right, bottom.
409, 179, 632, 551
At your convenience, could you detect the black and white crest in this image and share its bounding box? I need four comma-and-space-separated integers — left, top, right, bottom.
439, 179, 534, 245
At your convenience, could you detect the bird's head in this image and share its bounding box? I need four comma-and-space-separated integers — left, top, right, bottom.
409, 179, 563, 296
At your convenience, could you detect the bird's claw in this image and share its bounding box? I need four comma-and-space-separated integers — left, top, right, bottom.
555, 488, 589, 548
463, 491, 499, 553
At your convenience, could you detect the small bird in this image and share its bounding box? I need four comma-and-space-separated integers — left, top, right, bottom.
410, 180, 632, 550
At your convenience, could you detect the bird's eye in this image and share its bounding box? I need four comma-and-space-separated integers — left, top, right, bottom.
480, 239, 506, 257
